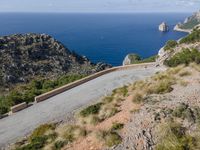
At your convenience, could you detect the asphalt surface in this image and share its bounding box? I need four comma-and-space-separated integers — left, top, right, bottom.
0, 64, 164, 147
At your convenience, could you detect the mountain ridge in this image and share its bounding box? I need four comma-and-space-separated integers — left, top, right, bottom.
0, 33, 111, 88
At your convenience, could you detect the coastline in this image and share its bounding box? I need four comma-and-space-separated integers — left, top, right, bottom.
173, 25, 192, 33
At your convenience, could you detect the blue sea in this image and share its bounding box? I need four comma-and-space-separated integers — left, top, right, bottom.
0, 13, 189, 66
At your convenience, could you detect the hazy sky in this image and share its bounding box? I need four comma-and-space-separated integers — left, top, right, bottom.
0, 0, 199, 13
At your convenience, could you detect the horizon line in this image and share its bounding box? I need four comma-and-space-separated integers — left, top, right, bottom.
0, 11, 193, 14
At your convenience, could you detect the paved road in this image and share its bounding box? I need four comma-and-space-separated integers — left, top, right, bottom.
0, 64, 164, 147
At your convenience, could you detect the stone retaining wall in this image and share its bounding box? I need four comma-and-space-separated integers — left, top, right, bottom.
35, 62, 154, 103
11, 102, 28, 113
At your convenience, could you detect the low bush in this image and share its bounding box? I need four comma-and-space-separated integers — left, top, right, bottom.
180, 29, 200, 44
156, 121, 200, 150
148, 80, 173, 94
111, 123, 124, 131
164, 40, 178, 51
164, 48, 200, 67
104, 132, 122, 147
98, 106, 119, 121
30, 124, 56, 141
64, 125, 87, 142
53, 140, 67, 150
172, 103, 195, 123
80, 103, 103, 117
113, 86, 128, 97
103, 96, 114, 104
179, 71, 191, 77
16, 136, 48, 150
96, 130, 122, 147
0, 74, 86, 115
132, 92, 144, 104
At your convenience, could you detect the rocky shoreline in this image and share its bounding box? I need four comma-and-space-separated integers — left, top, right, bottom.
173, 24, 192, 33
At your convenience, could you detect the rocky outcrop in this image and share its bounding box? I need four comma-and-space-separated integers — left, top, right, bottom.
0, 33, 111, 87
156, 41, 200, 66
159, 22, 169, 32
123, 54, 141, 66
174, 10, 200, 30
173, 24, 192, 33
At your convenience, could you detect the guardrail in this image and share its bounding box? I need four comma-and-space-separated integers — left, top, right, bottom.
35, 62, 155, 103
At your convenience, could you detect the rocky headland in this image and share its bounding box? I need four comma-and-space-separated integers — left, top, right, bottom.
174, 10, 200, 32
0, 33, 111, 88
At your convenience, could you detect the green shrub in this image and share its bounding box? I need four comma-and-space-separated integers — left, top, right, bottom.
53, 140, 67, 150
172, 103, 188, 118
193, 107, 200, 125
172, 103, 195, 123
164, 40, 178, 51
138, 55, 157, 63
180, 29, 200, 44
156, 121, 200, 150
30, 124, 55, 141
111, 123, 124, 131
80, 103, 102, 117
96, 130, 122, 147
126, 54, 157, 64
132, 93, 144, 104
164, 48, 200, 67
150, 80, 173, 94
64, 125, 87, 142
114, 86, 128, 97
1, 74, 86, 116
0, 105, 9, 115
16, 136, 48, 150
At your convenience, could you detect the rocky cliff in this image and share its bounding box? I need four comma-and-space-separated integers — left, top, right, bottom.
174, 10, 200, 31
122, 54, 141, 65
0, 33, 111, 87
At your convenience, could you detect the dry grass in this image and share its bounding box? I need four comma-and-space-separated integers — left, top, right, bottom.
179, 80, 189, 87
132, 92, 145, 104
178, 70, 191, 77
16, 64, 195, 150
155, 121, 200, 150
190, 63, 200, 72
96, 130, 122, 147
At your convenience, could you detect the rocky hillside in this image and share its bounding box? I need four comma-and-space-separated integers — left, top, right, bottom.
157, 29, 200, 66
122, 53, 157, 66
13, 63, 200, 150
0, 33, 111, 88
174, 10, 200, 31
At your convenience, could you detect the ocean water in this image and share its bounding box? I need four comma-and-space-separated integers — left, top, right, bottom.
0, 13, 189, 66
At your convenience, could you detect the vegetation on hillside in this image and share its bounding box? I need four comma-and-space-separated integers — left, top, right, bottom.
0, 74, 86, 115
180, 28, 200, 44
127, 54, 157, 64
156, 121, 200, 150
164, 48, 200, 67
15, 64, 200, 150
180, 19, 200, 30
164, 40, 178, 51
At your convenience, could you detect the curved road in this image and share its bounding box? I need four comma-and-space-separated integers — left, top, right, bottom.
0, 64, 164, 147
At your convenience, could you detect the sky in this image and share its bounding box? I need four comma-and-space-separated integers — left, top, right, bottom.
0, 0, 199, 13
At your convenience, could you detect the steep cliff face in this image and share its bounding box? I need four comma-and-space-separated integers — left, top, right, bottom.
0, 33, 111, 87
175, 11, 200, 30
